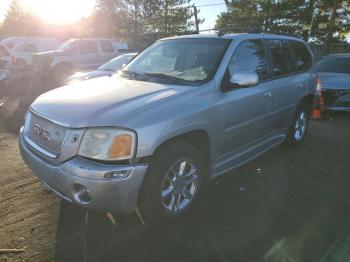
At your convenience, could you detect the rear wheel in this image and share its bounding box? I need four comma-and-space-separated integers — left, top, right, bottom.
287, 102, 311, 145
139, 142, 205, 223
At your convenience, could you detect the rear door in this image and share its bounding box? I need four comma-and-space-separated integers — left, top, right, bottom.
267, 39, 308, 132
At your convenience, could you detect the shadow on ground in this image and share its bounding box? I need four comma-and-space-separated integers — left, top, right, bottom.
1, 78, 350, 262
54, 112, 350, 262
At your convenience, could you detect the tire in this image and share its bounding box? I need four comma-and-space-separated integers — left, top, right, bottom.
139, 141, 205, 223
286, 102, 311, 146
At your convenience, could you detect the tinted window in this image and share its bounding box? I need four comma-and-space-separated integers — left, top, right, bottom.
101, 40, 113, 53
79, 41, 98, 54
268, 39, 294, 76
289, 41, 312, 71
316, 58, 350, 73
228, 39, 268, 80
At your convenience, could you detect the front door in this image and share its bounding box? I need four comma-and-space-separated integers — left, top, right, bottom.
216, 39, 275, 173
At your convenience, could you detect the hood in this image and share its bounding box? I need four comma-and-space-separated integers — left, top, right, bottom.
30, 76, 181, 128
318, 72, 350, 90
67, 70, 111, 82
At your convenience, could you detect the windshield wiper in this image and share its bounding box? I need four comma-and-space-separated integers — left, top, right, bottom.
143, 72, 185, 84
121, 69, 141, 79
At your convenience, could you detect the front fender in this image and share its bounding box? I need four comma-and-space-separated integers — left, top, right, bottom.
135, 120, 213, 159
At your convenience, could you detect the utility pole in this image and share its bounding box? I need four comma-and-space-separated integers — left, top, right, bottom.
194, 6, 199, 34
308, 0, 317, 42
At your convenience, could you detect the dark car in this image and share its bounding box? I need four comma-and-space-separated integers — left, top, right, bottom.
66, 53, 137, 83
316, 54, 350, 112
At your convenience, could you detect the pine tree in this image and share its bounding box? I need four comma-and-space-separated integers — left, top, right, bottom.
2, 0, 26, 35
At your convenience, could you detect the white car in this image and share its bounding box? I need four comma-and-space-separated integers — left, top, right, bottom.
10, 38, 61, 69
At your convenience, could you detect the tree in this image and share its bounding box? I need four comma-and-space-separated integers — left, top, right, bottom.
143, 0, 197, 36
215, 0, 350, 44
89, 0, 199, 48
1, 0, 26, 35
89, 0, 129, 39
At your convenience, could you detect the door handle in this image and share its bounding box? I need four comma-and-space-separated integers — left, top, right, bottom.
296, 83, 304, 89
264, 91, 272, 98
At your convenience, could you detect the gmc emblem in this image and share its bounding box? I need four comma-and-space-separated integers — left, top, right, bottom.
33, 124, 51, 141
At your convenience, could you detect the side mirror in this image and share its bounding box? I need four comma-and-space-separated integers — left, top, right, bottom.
121, 63, 127, 69
229, 72, 259, 87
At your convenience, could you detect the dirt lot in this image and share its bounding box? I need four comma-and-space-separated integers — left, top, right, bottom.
1, 81, 350, 262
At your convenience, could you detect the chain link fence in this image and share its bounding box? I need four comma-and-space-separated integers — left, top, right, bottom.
310, 44, 350, 60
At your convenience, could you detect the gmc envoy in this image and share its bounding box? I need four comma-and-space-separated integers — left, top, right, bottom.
19, 33, 316, 222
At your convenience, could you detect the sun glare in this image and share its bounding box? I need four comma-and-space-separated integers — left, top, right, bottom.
22, 0, 95, 25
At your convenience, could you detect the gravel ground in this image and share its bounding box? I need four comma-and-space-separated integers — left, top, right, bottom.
0, 81, 350, 262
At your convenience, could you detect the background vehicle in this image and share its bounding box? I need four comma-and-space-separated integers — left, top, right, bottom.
0, 69, 11, 88
316, 54, 350, 112
1, 36, 59, 50
11, 38, 60, 69
33, 38, 129, 82
19, 34, 316, 223
0, 43, 16, 70
67, 53, 137, 82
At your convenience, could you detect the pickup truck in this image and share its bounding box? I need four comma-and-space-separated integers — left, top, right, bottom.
32, 38, 129, 82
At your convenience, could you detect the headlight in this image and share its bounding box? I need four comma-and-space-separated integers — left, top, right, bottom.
78, 127, 136, 161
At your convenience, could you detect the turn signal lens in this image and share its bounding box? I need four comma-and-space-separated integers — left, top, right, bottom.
108, 134, 133, 159
79, 128, 136, 161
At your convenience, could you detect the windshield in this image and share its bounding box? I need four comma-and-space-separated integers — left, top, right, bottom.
124, 38, 231, 85
316, 57, 350, 73
99, 54, 136, 71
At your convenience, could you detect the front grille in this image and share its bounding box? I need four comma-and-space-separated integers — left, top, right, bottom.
26, 112, 68, 157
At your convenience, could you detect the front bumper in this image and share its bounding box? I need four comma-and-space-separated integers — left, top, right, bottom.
19, 134, 148, 213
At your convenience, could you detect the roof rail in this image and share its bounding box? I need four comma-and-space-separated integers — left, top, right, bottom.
214, 26, 301, 39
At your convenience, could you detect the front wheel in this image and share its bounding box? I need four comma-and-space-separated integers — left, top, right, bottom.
286, 102, 311, 145
138, 142, 205, 223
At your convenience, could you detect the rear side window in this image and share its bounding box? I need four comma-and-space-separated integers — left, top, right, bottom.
289, 41, 312, 71
228, 39, 269, 80
100, 40, 113, 53
79, 41, 98, 54
268, 39, 295, 76
316, 58, 350, 73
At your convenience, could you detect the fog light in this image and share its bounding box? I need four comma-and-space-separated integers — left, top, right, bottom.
72, 184, 91, 204
104, 170, 131, 179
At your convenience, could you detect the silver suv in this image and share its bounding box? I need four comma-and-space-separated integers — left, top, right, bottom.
19, 33, 316, 222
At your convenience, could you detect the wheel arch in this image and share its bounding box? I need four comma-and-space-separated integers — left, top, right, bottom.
146, 129, 212, 178
299, 94, 315, 113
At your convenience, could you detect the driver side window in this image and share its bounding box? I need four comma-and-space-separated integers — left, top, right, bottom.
228, 40, 268, 81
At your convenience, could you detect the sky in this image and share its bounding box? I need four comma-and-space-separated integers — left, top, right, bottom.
0, 0, 226, 30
